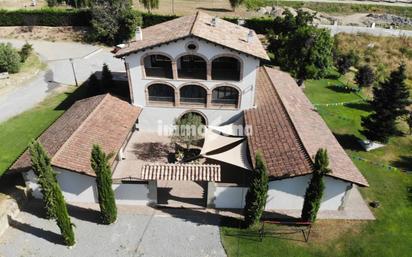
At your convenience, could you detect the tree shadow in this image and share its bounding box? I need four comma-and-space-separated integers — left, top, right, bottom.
196, 7, 232, 12
67, 204, 101, 224
344, 102, 372, 112
7, 216, 64, 245
391, 156, 412, 172
333, 133, 364, 151
131, 142, 173, 162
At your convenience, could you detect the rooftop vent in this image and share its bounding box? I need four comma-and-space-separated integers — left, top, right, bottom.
135, 26, 143, 41
247, 30, 254, 43
211, 17, 217, 27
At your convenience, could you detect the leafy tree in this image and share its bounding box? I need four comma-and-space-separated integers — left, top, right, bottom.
19, 42, 33, 63
91, 0, 139, 45
171, 113, 204, 150
268, 10, 333, 80
139, 0, 159, 12
91, 145, 117, 224
0, 43, 21, 73
335, 51, 358, 75
301, 148, 331, 222
355, 65, 375, 88
29, 140, 57, 219
228, 0, 243, 11
361, 64, 410, 143
244, 152, 269, 228
29, 141, 75, 246
101, 63, 113, 91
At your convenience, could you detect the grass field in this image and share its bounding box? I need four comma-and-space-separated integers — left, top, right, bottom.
0, 85, 87, 176
221, 76, 412, 257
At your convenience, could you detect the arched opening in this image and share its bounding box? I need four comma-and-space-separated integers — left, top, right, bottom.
147, 83, 175, 105
211, 56, 241, 81
179, 111, 207, 126
212, 86, 239, 107
180, 85, 207, 106
177, 55, 207, 80
143, 54, 173, 79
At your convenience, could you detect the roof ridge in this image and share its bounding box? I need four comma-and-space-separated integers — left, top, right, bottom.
50, 94, 111, 167
262, 66, 314, 167
189, 11, 200, 35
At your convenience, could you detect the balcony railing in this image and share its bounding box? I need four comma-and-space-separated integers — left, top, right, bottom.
180, 97, 207, 104
145, 67, 173, 79
148, 96, 174, 102
211, 98, 238, 105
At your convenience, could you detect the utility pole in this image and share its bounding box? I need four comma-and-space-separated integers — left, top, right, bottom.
69, 58, 78, 87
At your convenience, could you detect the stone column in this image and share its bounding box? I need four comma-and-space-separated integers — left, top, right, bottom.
206, 181, 216, 208
206, 62, 212, 80
206, 92, 212, 108
172, 61, 178, 80
174, 90, 180, 107
147, 180, 158, 205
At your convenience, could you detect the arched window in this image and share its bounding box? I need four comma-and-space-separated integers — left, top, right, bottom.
147, 83, 175, 104
211, 57, 241, 81
143, 54, 173, 79
177, 55, 207, 80
212, 86, 239, 107
180, 85, 207, 105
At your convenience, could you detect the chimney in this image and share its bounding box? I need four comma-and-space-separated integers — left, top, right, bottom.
211, 17, 217, 27
135, 26, 143, 41
247, 30, 254, 43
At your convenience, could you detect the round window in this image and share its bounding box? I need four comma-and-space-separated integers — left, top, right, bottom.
187, 43, 197, 51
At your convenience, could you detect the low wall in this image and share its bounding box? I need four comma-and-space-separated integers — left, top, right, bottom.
213, 185, 248, 209
319, 24, 412, 37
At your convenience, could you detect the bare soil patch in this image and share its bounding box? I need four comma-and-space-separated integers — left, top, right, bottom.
0, 26, 89, 42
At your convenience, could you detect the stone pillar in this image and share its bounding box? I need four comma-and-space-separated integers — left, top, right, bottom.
206, 92, 212, 108
206, 62, 212, 80
147, 180, 158, 205
174, 90, 180, 107
206, 181, 216, 208
172, 61, 178, 80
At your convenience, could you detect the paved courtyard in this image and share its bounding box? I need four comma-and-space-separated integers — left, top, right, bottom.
0, 201, 226, 257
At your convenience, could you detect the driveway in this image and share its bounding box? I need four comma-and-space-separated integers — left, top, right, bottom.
0, 39, 124, 122
0, 201, 227, 257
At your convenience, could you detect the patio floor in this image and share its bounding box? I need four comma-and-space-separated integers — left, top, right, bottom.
112, 132, 173, 180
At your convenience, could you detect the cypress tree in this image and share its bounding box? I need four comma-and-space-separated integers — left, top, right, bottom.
244, 152, 269, 228
91, 144, 117, 224
301, 148, 331, 222
29, 140, 75, 246
361, 64, 410, 143
29, 140, 57, 219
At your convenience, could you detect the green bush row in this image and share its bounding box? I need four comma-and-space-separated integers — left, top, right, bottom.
0, 8, 92, 26
0, 8, 274, 35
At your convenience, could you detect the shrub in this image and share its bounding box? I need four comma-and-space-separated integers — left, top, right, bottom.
355, 65, 375, 88
19, 42, 33, 63
0, 43, 21, 74
140, 12, 176, 27
91, 144, 117, 224
229, 0, 244, 11
244, 152, 268, 228
301, 148, 331, 222
335, 50, 359, 75
0, 8, 91, 27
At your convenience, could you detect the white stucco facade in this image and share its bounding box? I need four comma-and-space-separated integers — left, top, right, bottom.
212, 175, 352, 211
123, 37, 260, 131
24, 168, 153, 206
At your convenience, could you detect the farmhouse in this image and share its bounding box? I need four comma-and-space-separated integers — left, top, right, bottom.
10, 12, 368, 214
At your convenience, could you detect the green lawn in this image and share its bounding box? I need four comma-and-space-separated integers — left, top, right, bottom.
0, 86, 86, 176
221, 77, 412, 257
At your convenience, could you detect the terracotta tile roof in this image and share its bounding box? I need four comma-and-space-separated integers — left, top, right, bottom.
141, 163, 221, 181
264, 67, 368, 186
115, 11, 269, 60
244, 67, 314, 179
10, 94, 141, 177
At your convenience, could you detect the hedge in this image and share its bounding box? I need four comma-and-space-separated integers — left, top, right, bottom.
0, 8, 274, 35
0, 8, 92, 26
